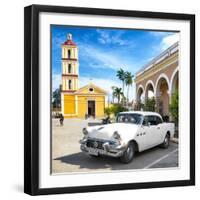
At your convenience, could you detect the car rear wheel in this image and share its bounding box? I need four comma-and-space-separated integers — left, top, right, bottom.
161, 134, 170, 148
120, 142, 135, 163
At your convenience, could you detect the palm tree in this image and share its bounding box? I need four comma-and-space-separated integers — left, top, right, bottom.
116, 68, 126, 94
125, 72, 134, 104
111, 86, 116, 103
113, 87, 123, 104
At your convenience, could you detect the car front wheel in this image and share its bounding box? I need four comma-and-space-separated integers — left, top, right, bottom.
120, 142, 135, 163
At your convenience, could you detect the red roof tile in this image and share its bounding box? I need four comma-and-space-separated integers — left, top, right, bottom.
63, 39, 76, 46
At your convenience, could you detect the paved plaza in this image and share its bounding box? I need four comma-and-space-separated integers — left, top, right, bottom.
52, 118, 178, 174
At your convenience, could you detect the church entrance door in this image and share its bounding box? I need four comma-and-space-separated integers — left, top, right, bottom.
88, 100, 95, 117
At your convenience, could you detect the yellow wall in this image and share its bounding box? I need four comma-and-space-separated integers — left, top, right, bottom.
77, 95, 105, 118
64, 95, 76, 115
63, 94, 106, 118
77, 96, 87, 118
95, 96, 105, 118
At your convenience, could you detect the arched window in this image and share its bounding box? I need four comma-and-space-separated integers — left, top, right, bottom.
68, 49, 71, 58
68, 64, 72, 73
68, 80, 72, 90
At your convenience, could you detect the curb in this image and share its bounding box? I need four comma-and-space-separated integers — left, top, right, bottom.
170, 137, 178, 144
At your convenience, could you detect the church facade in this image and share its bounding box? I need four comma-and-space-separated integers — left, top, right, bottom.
61, 34, 107, 118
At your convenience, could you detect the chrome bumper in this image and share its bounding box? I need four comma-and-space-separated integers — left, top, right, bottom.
79, 138, 126, 158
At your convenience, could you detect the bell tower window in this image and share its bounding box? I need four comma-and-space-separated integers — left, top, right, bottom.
68, 80, 72, 90
68, 64, 72, 73
68, 49, 71, 58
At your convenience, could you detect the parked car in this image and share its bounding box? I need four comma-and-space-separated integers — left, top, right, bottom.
80, 111, 175, 163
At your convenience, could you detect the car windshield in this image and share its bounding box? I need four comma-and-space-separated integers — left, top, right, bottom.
116, 113, 143, 125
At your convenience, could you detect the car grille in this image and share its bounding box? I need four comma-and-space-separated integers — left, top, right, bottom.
86, 139, 115, 150
86, 139, 104, 150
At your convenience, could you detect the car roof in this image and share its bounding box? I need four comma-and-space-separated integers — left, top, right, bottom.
119, 111, 162, 117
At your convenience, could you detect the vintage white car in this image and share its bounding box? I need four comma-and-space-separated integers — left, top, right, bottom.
80, 111, 175, 163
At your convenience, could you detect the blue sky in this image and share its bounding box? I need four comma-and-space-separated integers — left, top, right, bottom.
51, 25, 179, 101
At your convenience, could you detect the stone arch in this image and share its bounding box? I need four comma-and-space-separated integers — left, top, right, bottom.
136, 85, 145, 103
144, 80, 155, 99
170, 67, 179, 96
155, 73, 170, 96
155, 73, 170, 116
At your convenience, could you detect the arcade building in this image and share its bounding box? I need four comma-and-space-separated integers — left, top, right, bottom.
135, 42, 179, 117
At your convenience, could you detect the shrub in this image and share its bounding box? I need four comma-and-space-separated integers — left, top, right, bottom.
169, 90, 179, 123
104, 107, 112, 117
144, 97, 156, 112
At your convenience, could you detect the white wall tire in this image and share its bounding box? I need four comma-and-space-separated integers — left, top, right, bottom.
120, 142, 135, 163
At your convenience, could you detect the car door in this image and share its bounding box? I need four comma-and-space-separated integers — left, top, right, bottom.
142, 115, 160, 149
155, 116, 164, 144
136, 124, 148, 151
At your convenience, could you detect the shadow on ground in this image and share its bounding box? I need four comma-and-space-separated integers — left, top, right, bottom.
54, 145, 173, 171
54, 152, 120, 170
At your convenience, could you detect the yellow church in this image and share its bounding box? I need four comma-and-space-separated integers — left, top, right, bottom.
61, 33, 107, 118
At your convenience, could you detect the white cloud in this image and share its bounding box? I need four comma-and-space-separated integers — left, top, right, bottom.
147, 32, 179, 64
79, 44, 139, 73
149, 31, 169, 37
79, 76, 135, 102
51, 61, 137, 101
52, 73, 61, 91
80, 76, 119, 92
52, 74, 136, 102
96, 29, 130, 46
161, 33, 179, 50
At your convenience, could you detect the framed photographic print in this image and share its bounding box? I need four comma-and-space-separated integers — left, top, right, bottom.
24, 4, 195, 195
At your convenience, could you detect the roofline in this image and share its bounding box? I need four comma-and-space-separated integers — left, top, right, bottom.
74, 83, 107, 94
135, 42, 179, 77
61, 44, 77, 47
119, 111, 161, 116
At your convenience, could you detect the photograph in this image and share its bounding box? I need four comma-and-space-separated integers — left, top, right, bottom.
51, 25, 179, 174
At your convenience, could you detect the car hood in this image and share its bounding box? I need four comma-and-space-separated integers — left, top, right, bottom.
86, 123, 139, 141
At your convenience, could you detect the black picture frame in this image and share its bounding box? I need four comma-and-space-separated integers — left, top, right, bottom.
24, 4, 195, 196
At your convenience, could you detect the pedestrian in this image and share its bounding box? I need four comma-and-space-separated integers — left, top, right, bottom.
60, 113, 64, 126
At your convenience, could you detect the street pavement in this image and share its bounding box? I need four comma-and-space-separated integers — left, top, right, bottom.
52, 118, 179, 173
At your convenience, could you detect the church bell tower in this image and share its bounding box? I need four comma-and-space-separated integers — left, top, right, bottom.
61, 33, 79, 92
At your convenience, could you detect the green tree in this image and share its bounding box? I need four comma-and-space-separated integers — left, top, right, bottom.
120, 94, 127, 105
52, 85, 61, 108
169, 90, 179, 123
113, 87, 123, 104
104, 107, 112, 117
111, 86, 116, 103
110, 104, 128, 116
134, 102, 144, 111
125, 72, 134, 104
116, 68, 126, 94
143, 97, 156, 111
